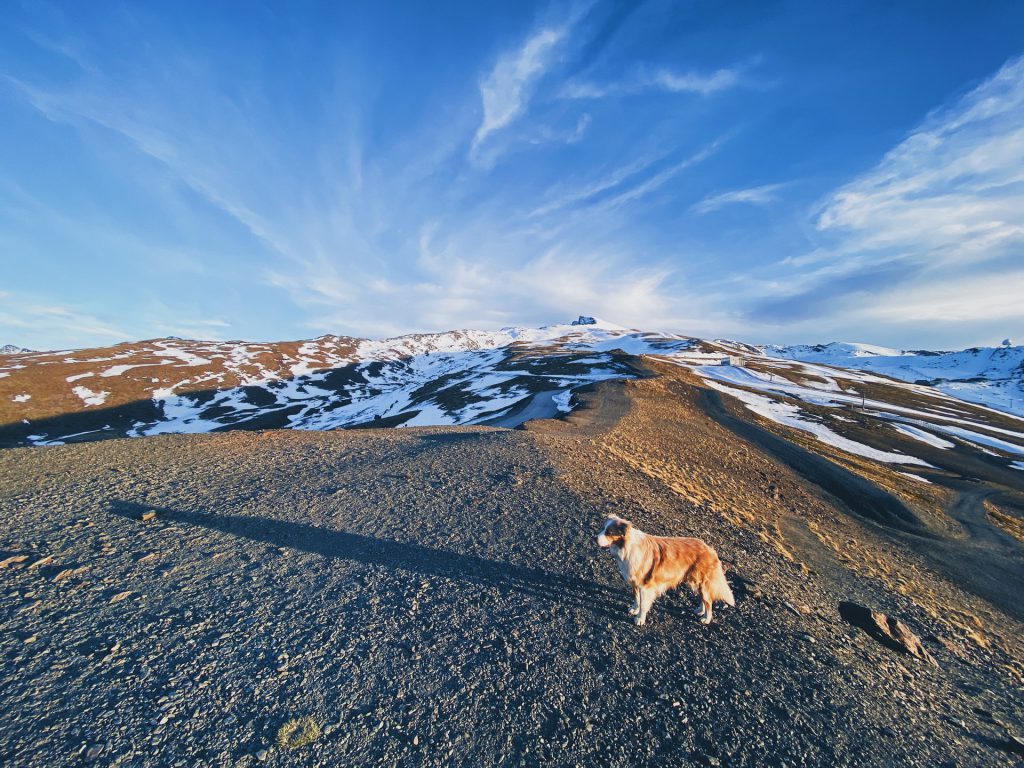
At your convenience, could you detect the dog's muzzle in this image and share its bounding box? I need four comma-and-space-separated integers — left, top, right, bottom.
597, 534, 611, 548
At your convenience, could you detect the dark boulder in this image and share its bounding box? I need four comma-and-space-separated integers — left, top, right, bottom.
838, 601, 938, 666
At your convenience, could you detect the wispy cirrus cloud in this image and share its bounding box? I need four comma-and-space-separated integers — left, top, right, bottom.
814, 55, 1024, 265
471, 18, 577, 161
745, 55, 1024, 340
692, 183, 785, 214
560, 64, 744, 100
0, 295, 130, 349
594, 140, 723, 211
527, 153, 668, 218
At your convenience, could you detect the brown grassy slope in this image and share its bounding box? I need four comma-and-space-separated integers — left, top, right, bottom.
535, 361, 1024, 679
0, 338, 358, 425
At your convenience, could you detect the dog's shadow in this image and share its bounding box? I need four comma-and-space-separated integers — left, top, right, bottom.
108, 500, 700, 623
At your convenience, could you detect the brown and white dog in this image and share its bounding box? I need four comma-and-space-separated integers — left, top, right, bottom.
597, 516, 735, 626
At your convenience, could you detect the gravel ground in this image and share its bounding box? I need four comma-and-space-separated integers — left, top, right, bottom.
0, 386, 1022, 767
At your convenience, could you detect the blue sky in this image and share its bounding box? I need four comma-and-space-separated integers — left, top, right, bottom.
2, 1, 1023, 351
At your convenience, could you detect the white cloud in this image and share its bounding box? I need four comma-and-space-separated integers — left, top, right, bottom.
816, 55, 1024, 263
855, 270, 1024, 323
596, 140, 722, 210
471, 24, 571, 157
653, 67, 741, 94
692, 183, 785, 214
527, 153, 666, 218
0, 296, 130, 350
737, 55, 1024, 345
560, 65, 743, 100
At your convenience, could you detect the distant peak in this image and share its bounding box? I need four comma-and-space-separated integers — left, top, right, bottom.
566, 316, 629, 331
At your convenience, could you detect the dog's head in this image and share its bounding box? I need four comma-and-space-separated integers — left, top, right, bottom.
597, 515, 631, 549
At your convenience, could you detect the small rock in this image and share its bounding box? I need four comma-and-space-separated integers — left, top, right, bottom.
0, 554, 29, 569
53, 566, 87, 582
85, 745, 103, 759
141, 511, 157, 522
256, 749, 268, 761
839, 601, 937, 666
798, 632, 816, 644
28, 556, 53, 569
110, 591, 134, 604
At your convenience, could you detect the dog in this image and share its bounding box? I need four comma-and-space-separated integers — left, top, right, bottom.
597, 515, 735, 626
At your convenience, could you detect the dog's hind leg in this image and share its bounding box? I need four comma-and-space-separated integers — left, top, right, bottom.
629, 584, 640, 616
699, 587, 713, 625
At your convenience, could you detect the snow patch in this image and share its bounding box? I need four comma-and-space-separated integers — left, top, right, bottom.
553, 389, 574, 413
702, 379, 931, 466
100, 364, 153, 377
889, 423, 955, 450
928, 424, 1024, 456
72, 386, 109, 406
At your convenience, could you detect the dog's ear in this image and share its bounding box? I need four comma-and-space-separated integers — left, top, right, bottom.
608, 519, 631, 537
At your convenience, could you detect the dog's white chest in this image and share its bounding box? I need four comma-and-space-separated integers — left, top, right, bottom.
614, 549, 631, 583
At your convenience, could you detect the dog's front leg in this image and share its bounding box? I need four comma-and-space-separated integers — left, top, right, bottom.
628, 584, 640, 616
635, 588, 653, 626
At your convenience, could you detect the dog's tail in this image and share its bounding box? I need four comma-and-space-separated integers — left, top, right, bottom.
708, 563, 735, 607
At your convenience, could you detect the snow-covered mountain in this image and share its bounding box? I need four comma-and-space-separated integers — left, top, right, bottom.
1, 320, 1021, 472
0, 320, 692, 447
761, 341, 1024, 416
1, 344, 32, 354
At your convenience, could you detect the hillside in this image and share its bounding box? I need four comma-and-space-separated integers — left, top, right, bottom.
2, 322, 1023, 455
0, 321, 688, 447
1, 365, 1022, 766
763, 341, 1024, 416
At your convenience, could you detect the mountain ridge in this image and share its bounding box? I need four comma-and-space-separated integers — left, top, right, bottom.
1, 320, 1022, 453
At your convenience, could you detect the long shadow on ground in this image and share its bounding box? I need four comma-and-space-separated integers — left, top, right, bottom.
108, 500, 678, 624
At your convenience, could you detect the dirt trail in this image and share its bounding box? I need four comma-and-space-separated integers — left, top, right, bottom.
0, 378, 1022, 766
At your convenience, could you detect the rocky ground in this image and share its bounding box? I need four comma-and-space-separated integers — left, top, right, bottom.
1, 370, 1023, 766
